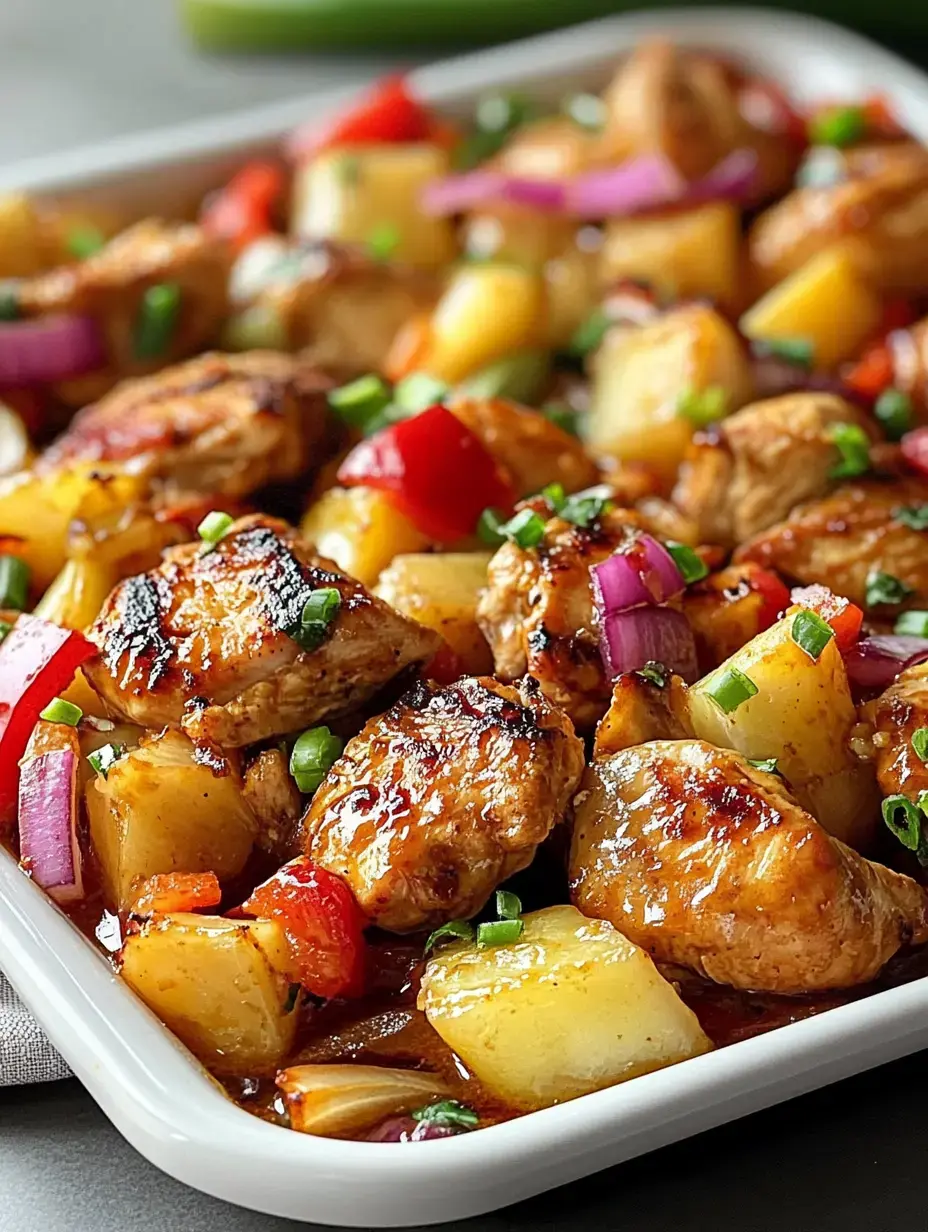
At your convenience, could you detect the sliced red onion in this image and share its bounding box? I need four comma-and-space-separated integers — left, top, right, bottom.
598, 606, 699, 683
566, 153, 686, 218
591, 535, 685, 615
687, 148, 759, 203
901, 427, 928, 479
421, 170, 566, 216
18, 748, 83, 903
366, 1116, 458, 1143
0, 315, 105, 388
843, 635, 928, 691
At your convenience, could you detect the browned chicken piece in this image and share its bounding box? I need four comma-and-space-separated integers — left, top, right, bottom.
84, 513, 440, 748
597, 41, 799, 197
682, 562, 789, 672
38, 351, 333, 497
570, 738, 928, 994
18, 220, 232, 405
476, 506, 648, 729
859, 661, 928, 803
243, 747, 304, 860
889, 314, 928, 416
672, 393, 875, 547
592, 671, 688, 758
748, 149, 928, 293
252, 241, 439, 376
304, 675, 585, 933
735, 478, 928, 610
449, 397, 600, 499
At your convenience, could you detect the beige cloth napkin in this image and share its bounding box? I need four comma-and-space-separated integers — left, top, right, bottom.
0, 971, 69, 1085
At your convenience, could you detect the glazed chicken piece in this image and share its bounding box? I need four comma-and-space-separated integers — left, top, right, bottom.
449, 397, 599, 498
860, 661, 928, 803
18, 220, 232, 404
38, 351, 333, 497
570, 738, 928, 994
735, 477, 928, 610
671, 393, 875, 547
243, 747, 305, 860
888, 314, 928, 416
84, 514, 440, 748
681, 561, 789, 672
304, 675, 585, 933
748, 147, 928, 293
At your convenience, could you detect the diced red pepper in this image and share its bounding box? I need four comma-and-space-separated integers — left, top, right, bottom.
863, 94, 907, 140
423, 641, 464, 686
844, 342, 894, 401
901, 426, 928, 479
287, 74, 435, 160
0, 615, 96, 820
131, 871, 222, 916
790, 584, 863, 654
200, 161, 284, 252
241, 857, 367, 1001
748, 566, 792, 629
337, 405, 515, 543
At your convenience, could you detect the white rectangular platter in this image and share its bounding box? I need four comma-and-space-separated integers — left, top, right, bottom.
3, 8, 928, 1227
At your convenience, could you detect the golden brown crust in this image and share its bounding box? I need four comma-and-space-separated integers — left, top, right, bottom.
860, 661, 928, 802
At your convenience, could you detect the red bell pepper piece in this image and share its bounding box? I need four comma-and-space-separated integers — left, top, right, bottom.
337, 405, 515, 542
0, 615, 96, 820
131, 871, 222, 916
200, 161, 284, 252
748, 566, 792, 629
422, 641, 464, 686
287, 74, 435, 160
790, 584, 863, 654
241, 857, 367, 1001
901, 426, 928, 479
844, 342, 894, 401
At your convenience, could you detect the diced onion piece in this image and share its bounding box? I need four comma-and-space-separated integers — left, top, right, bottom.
277, 1064, 449, 1138
598, 607, 698, 682
0, 315, 105, 387
366, 1116, 458, 1142
843, 635, 928, 690
590, 535, 685, 615
18, 746, 82, 903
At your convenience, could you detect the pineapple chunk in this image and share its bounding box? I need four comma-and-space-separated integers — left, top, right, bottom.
300, 485, 430, 586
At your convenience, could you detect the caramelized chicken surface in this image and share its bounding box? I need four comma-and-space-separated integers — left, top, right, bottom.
304, 675, 584, 933
18, 220, 232, 403
570, 739, 928, 993
735, 478, 928, 609
39, 351, 333, 497
860, 661, 928, 803
672, 393, 875, 547
84, 514, 440, 747
243, 747, 304, 860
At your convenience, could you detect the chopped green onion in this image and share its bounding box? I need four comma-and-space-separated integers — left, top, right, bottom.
39, 697, 82, 726
705, 666, 759, 714
542, 403, 580, 436
828, 422, 870, 479
865, 569, 913, 609
476, 93, 535, 134
327, 374, 392, 430
221, 303, 288, 352
134, 282, 181, 359
290, 587, 342, 652
504, 508, 545, 549
894, 504, 928, 532
881, 794, 923, 851
895, 610, 928, 637
563, 92, 608, 132
791, 609, 835, 661
912, 728, 928, 762
425, 919, 475, 953
809, 105, 866, 148
393, 372, 449, 414
559, 484, 613, 528
0, 554, 29, 610
666, 542, 708, 585
0, 619, 12, 644
197, 510, 233, 544
289, 725, 343, 795
676, 385, 728, 427
495, 889, 522, 920
568, 308, 610, 358
541, 482, 566, 512
747, 757, 779, 774
458, 351, 550, 404
283, 983, 301, 1014
66, 225, 105, 260
366, 222, 400, 262
635, 661, 669, 689
477, 918, 524, 948
87, 742, 126, 779
0, 282, 19, 321
750, 336, 814, 368
477, 508, 506, 547
875, 389, 913, 442
411, 1099, 479, 1129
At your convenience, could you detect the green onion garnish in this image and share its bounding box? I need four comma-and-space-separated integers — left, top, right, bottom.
865, 569, 913, 609
425, 919, 475, 953
393, 372, 449, 414
881, 794, 924, 851
568, 308, 610, 358
0, 619, 12, 644
809, 105, 866, 148
676, 385, 728, 427
411, 1099, 479, 1129
0, 555, 29, 610
134, 282, 182, 359
66, 225, 106, 260
895, 610, 928, 636
477, 508, 506, 546
563, 92, 607, 132
667, 542, 709, 584
747, 757, 779, 774
791, 609, 835, 661
495, 889, 522, 920
750, 336, 814, 368
366, 222, 400, 262
541, 403, 580, 437
289, 725, 343, 795
39, 697, 82, 727
476, 92, 535, 134
87, 743, 126, 779
477, 918, 524, 948
327, 373, 392, 430
894, 504, 928, 532
705, 666, 759, 715
828, 422, 871, 479
290, 587, 341, 652
197, 510, 233, 545
0, 283, 19, 321
541, 482, 566, 513
559, 485, 614, 529
504, 508, 545, 549
635, 661, 669, 689
912, 728, 928, 763
875, 389, 913, 442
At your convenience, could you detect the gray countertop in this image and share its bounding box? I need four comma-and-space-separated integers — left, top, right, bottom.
1, 2, 928, 1229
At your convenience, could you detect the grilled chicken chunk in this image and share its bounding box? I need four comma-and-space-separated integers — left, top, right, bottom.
304, 675, 585, 933
672, 393, 874, 547
735, 478, 928, 609
243, 747, 304, 860
889, 313, 928, 416
18, 220, 232, 404
84, 514, 440, 748
39, 351, 333, 497
859, 661, 928, 802
570, 739, 928, 993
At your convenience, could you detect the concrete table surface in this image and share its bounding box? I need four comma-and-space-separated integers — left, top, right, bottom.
1, 2, 927, 1229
